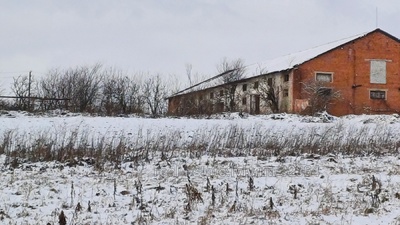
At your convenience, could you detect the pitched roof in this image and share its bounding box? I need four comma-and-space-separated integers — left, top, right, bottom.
169, 28, 397, 98
253, 28, 399, 75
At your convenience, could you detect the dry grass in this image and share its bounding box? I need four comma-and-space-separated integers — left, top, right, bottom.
1, 123, 399, 169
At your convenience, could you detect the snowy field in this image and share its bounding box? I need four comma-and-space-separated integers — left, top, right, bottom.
1, 111, 400, 224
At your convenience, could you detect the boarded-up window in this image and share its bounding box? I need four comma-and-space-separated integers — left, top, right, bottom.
316, 72, 333, 82
370, 60, 386, 84
370, 90, 386, 99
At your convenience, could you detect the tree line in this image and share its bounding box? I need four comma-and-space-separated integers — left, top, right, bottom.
5, 64, 174, 117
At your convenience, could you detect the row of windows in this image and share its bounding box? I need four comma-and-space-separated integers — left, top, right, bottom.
242, 81, 259, 91
318, 87, 386, 100
207, 74, 290, 99
202, 89, 385, 106
242, 75, 289, 92
241, 90, 289, 106
200, 88, 386, 105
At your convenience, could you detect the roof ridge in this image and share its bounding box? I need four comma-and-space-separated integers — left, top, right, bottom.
260, 30, 371, 63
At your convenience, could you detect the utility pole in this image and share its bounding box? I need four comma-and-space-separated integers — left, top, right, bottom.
28, 71, 32, 111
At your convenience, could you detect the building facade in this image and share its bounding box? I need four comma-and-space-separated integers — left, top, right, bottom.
168, 29, 400, 116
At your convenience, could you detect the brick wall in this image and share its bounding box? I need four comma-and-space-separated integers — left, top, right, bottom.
293, 30, 400, 116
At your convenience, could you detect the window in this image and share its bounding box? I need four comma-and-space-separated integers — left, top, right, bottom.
267, 78, 273, 87
210, 92, 214, 99
370, 60, 386, 84
254, 81, 259, 89
283, 89, 289, 97
242, 84, 247, 91
284, 74, 289, 82
242, 97, 247, 105
317, 88, 332, 96
219, 90, 224, 97
370, 90, 386, 99
316, 72, 333, 82
199, 95, 203, 101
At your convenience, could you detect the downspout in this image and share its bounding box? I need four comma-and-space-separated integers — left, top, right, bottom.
351, 45, 357, 114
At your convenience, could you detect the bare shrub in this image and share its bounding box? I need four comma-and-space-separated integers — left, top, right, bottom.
301, 79, 341, 115
39, 64, 104, 112
142, 74, 168, 117
101, 70, 143, 116
12, 75, 35, 111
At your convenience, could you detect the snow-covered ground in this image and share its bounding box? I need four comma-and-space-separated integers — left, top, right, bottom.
1, 111, 400, 224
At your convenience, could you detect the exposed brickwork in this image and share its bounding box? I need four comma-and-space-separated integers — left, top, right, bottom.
293, 30, 400, 116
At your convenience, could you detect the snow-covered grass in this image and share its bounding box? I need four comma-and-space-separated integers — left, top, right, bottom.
1, 111, 400, 224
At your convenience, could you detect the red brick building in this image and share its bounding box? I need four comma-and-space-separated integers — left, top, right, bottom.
167, 29, 400, 116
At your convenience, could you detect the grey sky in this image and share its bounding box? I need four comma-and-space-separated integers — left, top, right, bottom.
0, 0, 399, 92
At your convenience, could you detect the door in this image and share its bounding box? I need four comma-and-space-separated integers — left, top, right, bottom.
254, 95, 260, 114
250, 94, 260, 114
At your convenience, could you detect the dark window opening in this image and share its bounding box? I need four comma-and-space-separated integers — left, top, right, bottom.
242, 84, 247, 91
370, 90, 386, 99
242, 97, 247, 105
267, 78, 273, 87
283, 89, 289, 97
254, 81, 259, 89
210, 92, 214, 99
219, 90, 224, 97
284, 74, 289, 82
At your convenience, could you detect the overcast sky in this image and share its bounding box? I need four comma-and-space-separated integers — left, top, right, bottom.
0, 0, 399, 92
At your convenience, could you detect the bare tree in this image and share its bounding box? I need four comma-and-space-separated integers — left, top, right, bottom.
12, 75, 35, 110
71, 64, 104, 112
301, 79, 341, 115
256, 77, 280, 113
183, 64, 210, 91
0, 84, 8, 109
102, 72, 124, 115
185, 63, 193, 86
215, 58, 246, 112
217, 58, 246, 84
38, 69, 68, 110
125, 76, 143, 114
101, 69, 143, 115
142, 74, 167, 117
39, 64, 104, 112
